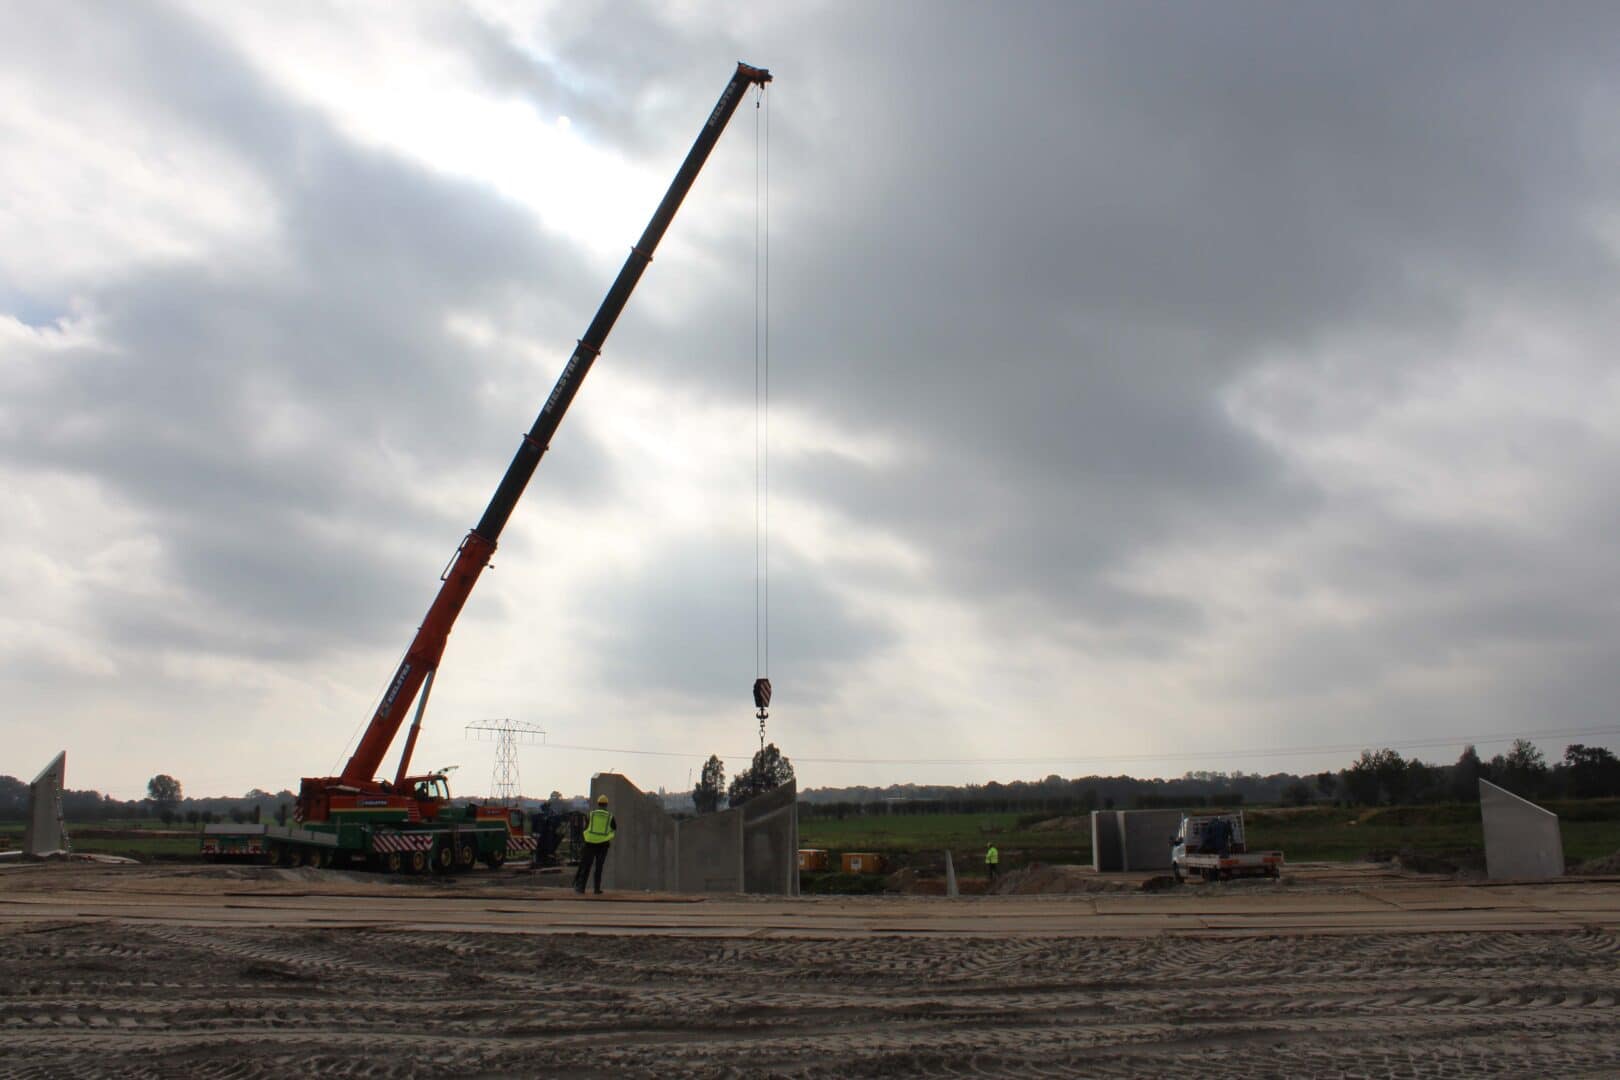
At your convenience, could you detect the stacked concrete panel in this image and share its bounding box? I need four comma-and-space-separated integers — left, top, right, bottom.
22, 751, 68, 857
1480, 778, 1564, 880
589, 772, 798, 895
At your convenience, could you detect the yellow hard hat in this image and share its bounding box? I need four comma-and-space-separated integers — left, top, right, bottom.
596, 795, 609, 806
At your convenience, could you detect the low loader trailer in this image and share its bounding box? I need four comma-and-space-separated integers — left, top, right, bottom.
202, 775, 536, 873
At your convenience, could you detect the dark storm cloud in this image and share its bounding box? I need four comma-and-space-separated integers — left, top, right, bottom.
572, 2, 1620, 667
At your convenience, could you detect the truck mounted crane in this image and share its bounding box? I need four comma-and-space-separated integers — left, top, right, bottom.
204, 62, 773, 873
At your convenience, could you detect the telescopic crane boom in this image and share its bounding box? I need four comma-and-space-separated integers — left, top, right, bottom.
298, 62, 772, 823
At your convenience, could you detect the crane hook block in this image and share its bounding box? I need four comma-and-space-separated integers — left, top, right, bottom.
753, 677, 773, 717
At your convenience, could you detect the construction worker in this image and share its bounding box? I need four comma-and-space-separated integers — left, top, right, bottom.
574, 794, 616, 895
985, 843, 1000, 883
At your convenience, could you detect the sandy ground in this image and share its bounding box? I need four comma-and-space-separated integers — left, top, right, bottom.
3, 862, 1620, 1078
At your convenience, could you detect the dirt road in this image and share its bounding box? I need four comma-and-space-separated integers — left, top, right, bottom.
3, 863, 1619, 1077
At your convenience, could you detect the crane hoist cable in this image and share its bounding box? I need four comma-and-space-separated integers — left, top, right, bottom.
751, 83, 772, 752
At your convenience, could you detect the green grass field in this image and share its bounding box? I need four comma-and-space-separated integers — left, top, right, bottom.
9, 801, 1620, 868
0, 819, 209, 860
801, 800, 1620, 872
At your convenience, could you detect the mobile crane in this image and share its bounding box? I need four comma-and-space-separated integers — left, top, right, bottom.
204, 62, 773, 872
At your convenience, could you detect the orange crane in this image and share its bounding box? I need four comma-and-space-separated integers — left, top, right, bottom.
205, 63, 772, 872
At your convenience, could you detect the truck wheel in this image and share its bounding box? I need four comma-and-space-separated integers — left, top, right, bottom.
406, 849, 428, 874
455, 841, 477, 872
316, 848, 333, 869
380, 850, 403, 874
482, 848, 508, 870
430, 842, 454, 874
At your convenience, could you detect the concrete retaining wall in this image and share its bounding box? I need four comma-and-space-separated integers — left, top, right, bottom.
741, 781, 799, 896
678, 803, 743, 893
592, 773, 677, 892
589, 773, 797, 895
1480, 778, 1563, 880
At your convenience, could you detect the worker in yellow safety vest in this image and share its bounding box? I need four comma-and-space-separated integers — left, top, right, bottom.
985, 843, 1000, 883
574, 795, 617, 895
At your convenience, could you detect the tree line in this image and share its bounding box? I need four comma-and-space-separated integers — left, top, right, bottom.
794, 740, 1620, 820
0, 773, 297, 825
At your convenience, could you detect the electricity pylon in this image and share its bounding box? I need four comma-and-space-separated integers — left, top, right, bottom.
464, 720, 545, 807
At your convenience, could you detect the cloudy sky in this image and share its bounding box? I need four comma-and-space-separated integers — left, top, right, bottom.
5, 2, 1620, 801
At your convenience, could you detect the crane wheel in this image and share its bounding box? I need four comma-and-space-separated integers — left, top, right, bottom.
482, 848, 507, 870
316, 848, 334, 869
455, 841, 477, 872
379, 850, 403, 874
431, 841, 455, 874
407, 849, 430, 874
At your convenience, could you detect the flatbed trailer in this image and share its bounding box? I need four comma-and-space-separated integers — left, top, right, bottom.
1177, 849, 1284, 881
1171, 812, 1283, 882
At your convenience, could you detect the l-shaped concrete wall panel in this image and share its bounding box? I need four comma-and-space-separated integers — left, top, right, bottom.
1091, 811, 1123, 872
1118, 809, 1182, 871
23, 751, 67, 857
592, 773, 677, 892
678, 804, 743, 893
1480, 778, 1563, 880
741, 781, 800, 896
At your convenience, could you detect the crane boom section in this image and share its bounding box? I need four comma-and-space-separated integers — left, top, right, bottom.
337, 62, 771, 788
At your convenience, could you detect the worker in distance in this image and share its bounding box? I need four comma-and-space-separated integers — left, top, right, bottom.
574, 794, 616, 894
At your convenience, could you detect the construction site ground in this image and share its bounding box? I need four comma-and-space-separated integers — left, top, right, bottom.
3, 862, 1619, 1078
